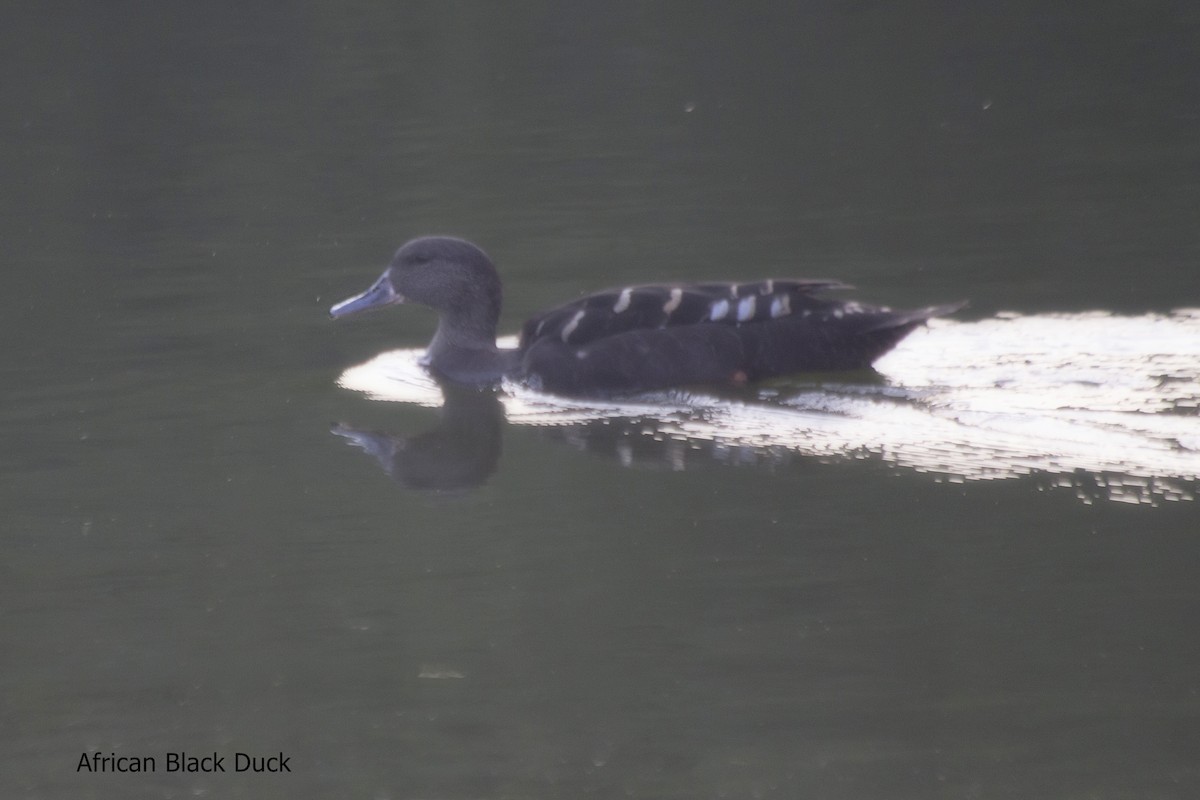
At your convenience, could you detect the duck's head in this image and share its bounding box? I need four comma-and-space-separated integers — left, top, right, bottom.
330, 236, 502, 333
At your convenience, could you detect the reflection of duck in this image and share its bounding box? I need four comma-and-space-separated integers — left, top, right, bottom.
330, 237, 963, 396
332, 381, 504, 490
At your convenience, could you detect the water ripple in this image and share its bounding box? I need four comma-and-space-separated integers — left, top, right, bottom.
337, 311, 1200, 504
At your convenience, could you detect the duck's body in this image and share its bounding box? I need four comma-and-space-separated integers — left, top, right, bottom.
331, 237, 962, 396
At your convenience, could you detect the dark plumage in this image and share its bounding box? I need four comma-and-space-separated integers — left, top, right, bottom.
330, 236, 963, 396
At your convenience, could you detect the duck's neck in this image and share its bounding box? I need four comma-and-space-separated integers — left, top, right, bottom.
424, 314, 516, 385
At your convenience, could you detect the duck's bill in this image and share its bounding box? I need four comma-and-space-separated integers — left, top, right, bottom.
330, 273, 404, 318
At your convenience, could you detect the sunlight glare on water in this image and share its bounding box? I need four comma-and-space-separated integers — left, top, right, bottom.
337, 311, 1200, 504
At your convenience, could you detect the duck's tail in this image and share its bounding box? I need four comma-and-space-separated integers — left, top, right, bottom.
863, 301, 967, 333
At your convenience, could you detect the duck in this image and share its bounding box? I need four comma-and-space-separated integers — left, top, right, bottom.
330, 236, 963, 396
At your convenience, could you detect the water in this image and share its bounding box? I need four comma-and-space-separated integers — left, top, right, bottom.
3, 4, 1199, 799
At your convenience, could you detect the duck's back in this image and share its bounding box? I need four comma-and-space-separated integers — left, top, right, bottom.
516, 280, 961, 395
519, 280, 850, 349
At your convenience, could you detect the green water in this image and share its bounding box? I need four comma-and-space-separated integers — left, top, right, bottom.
3, 4, 1198, 798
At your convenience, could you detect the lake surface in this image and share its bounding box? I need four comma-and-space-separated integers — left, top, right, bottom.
3, 4, 1198, 799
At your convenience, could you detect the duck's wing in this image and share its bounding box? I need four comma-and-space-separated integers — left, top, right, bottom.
518, 301, 964, 396
519, 279, 852, 349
